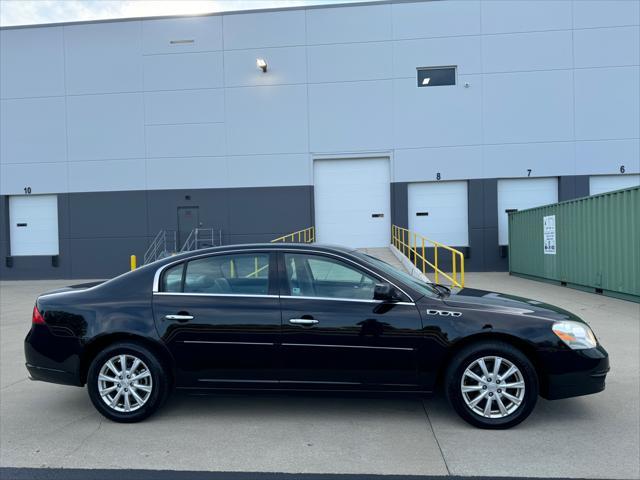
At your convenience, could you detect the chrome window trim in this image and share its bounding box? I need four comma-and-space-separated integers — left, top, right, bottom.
282, 343, 415, 351
154, 292, 277, 299
183, 340, 275, 346
281, 295, 414, 306
152, 247, 415, 302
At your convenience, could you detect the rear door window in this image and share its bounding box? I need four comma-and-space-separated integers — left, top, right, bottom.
170, 253, 270, 295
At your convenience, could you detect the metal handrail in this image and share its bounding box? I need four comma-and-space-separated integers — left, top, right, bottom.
271, 226, 315, 243
391, 225, 465, 288
180, 228, 222, 253
143, 230, 177, 265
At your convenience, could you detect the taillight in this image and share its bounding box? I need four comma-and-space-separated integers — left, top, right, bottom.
32, 305, 45, 325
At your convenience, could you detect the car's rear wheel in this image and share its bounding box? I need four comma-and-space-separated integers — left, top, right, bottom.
87, 342, 169, 423
445, 341, 538, 429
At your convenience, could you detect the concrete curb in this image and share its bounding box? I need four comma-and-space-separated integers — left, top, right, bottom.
389, 244, 431, 283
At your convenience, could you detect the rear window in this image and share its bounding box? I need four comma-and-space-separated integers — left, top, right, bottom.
161, 253, 270, 295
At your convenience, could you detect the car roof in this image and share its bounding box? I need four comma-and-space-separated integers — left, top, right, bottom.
179, 242, 356, 256
144, 242, 360, 269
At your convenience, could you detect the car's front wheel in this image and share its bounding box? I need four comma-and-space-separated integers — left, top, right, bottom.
87, 342, 169, 423
445, 340, 538, 429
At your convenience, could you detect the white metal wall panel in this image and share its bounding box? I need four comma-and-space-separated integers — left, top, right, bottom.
482, 31, 572, 73
144, 89, 225, 125
146, 157, 228, 190
574, 66, 640, 141
145, 123, 226, 158
483, 142, 575, 179
309, 81, 393, 152
589, 175, 640, 195
223, 10, 305, 49
67, 93, 145, 161
483, 70, 573, 144
227, 154, 311, 188
306, 4, 391, 44
0, 97, 67, 165
64, 21, 142, 95
408, 181, 469, 247
573, 0, 640, 29
1, 163, 68, 196
0, 27, 65, 99
9, 195, 59, 256
393, 76, 482, 148
392, 0, 481, 40
314, 158, 390, 248
395, 146, 482, 183
142, 16, 222, 54
68, 159, 146, 193
308, 42, 392, 83
224, 46, 307, 87
497, 178, 558, 245
480, 0, 572, 34
143, 52, 224, 91
393, 36, 482, 76
574, 26, 640, 69
225, 85, 308, 155
576, 139, 640, 175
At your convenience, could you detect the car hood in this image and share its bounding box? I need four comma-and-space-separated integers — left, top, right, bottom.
441, 287, 583, 323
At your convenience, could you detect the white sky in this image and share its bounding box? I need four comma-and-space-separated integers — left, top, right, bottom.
0, 0, 372, 27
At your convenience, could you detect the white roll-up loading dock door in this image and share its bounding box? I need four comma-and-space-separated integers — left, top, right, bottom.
408, 181, 469, 246
9, 195, 59, 256
497, 178, 558, 245
589, 174, 640, 195
314, 157, 390, 248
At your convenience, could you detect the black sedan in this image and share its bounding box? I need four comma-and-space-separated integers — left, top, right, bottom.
25, 243, 609, 428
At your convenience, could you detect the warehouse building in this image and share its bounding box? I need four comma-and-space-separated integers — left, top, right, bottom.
1, 0, 639, 279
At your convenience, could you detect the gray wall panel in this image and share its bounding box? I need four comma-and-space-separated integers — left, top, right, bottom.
146, 188, 229, 235
69, 237, 148, 279
559, 175, 590, 201
390, 182, 408, 230
227, 186, 313, 235
68, 191, 148, 238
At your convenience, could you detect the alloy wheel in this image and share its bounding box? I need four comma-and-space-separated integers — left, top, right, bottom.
460, 355, 525, 419
97, 354, 153, 413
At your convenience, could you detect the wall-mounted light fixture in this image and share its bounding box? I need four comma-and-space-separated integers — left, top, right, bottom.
256, 58, 268, 73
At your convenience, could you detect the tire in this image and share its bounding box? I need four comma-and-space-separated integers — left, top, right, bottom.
87, 342, 169, 423
445, 340, 538, 429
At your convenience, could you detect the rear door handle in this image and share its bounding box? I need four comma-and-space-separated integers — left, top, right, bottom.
165, 314, 194, 321
289, 318, 319, 325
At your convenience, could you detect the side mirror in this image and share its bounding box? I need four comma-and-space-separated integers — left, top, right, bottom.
374, 283, 401, 302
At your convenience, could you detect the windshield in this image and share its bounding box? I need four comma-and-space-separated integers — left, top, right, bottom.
352, 251, 439, 300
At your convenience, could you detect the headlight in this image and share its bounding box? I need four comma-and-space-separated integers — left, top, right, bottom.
552, 321, 597, 350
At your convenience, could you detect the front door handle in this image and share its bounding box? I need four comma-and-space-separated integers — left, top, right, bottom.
289, 318, 319, 325
165, 314, 194, 321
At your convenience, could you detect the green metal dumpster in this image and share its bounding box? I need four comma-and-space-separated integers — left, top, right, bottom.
508, 186, 639, 303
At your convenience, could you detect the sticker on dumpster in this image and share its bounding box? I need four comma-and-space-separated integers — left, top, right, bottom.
543, 215, 556, 255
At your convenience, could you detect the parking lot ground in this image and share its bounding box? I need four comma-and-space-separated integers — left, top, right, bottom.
1, 274, 638, 479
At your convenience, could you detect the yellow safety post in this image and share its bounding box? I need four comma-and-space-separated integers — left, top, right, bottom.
130, 255, 137, 271
421, 238, 426, 274
434, 245, 439, 284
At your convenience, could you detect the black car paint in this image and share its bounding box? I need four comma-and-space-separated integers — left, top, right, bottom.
25, 244, 608, 399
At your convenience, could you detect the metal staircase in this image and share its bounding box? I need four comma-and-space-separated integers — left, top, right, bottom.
143, 228, 222, 265
143, 230, 177, 265
179, 228, 222, 253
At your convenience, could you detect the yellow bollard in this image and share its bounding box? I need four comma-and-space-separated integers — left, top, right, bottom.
130, 255, 137, 271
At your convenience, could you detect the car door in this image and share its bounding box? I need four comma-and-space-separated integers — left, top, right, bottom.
152, 250, 280, 387
278, 251, 424, 389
